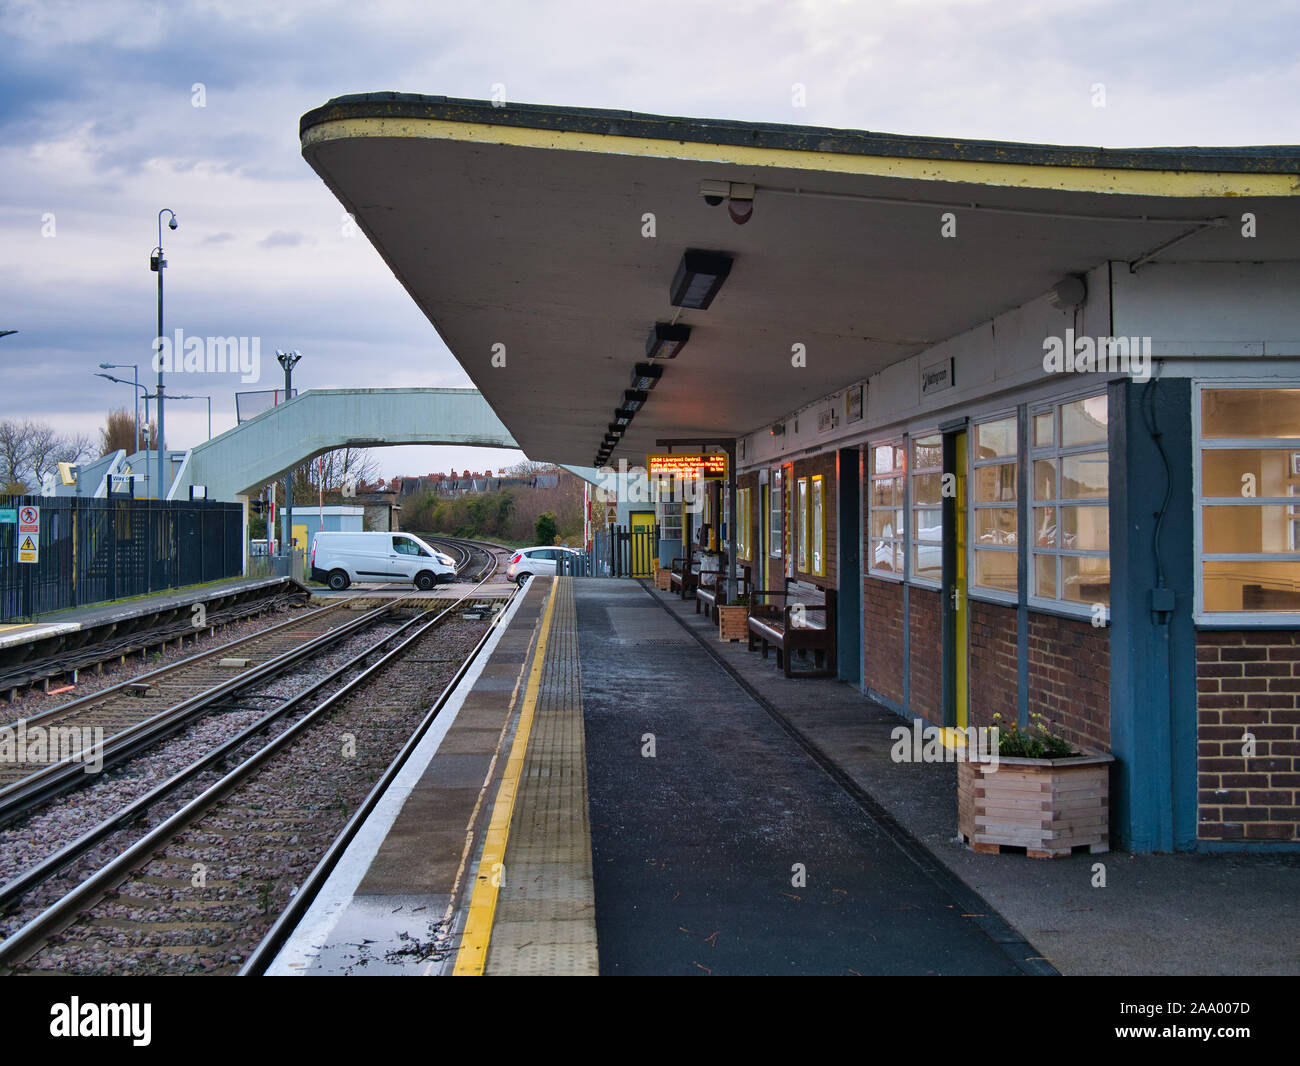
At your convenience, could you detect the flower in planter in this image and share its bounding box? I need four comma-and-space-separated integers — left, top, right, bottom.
726, 593, 750, 607
990, 712, 1078, 759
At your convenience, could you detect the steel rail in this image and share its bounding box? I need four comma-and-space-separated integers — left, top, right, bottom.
0, 598, 421, 825
0, 556, 505, 972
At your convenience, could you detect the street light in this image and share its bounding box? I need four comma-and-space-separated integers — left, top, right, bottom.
94, 372, 154, 448
276, 350, 301, 556
99, 362, 142, 449
0, 331, 17, 339
151, 208, 178, 498
169, 393, 211, 440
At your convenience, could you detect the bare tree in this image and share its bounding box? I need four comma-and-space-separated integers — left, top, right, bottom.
24, 421, 62, 483
61, 432, 99, 464
0, 420, 27, 487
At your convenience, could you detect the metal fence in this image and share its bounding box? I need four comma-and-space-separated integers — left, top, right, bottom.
558, 525, 658, 579
0, 495, 244, 621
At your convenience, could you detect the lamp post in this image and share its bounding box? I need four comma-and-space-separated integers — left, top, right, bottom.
276, 349, 301, 556
151, 208, 177, 499
94, 372, 154, 450
169, 393, 212, 440
98, 363, 142, 449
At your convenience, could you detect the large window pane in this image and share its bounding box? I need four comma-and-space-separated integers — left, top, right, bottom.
1033, 507, 1058, 547
1035, 554, 1057, 598
1061, 453, 1108, 498
1033, 459, 1056, 500
913, 507, 942, 540
1061, 505, 1109, 551
1061, 395, 1108, 446
1033, 411, 1054, 447
974, 550, 1017, 594
1202, 505, 1300, 554
1202, 389, 1300, 439
912, 544, 942, 582
975, 508, 1017, 545
912, 473, 943, 506
974, 464, 1017, 503
913, 436, 942, 469
1201, 449, 1299, 498
1062, 555, 1110, 605
974, 417, 1016, 459
870, 508, 903, 539
1203, 560, 1300, 611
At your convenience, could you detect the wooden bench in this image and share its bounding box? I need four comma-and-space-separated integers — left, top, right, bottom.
668, 553, 702, 599
746, 581, 837, 678
696, 563, 750, 622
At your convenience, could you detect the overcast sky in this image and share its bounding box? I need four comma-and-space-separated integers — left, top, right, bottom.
2, 0, 1297, 481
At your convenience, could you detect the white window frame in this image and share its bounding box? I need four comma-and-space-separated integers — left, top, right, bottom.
1027, 391, 1110, 619
969, 411, 1020, 606
908, 433, 943, 589
867, 438, 905, 582
1194, 380, 1300, 625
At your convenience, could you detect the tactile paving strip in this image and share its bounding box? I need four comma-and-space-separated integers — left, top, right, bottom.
485, 578, 598, 975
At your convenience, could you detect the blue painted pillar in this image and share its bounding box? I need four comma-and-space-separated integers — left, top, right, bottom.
1108, 377, 1198, 852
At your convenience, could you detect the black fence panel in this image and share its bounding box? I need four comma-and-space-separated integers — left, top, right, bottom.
577, 525, 658, 578
0, 494, 244, 621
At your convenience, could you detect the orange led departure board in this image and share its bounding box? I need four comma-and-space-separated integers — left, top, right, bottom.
646, 453, 727, 479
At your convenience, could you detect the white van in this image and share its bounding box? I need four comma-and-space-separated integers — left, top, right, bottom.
310, 532, 457, 591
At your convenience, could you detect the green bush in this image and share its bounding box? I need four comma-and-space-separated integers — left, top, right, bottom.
534, 510, 558, 545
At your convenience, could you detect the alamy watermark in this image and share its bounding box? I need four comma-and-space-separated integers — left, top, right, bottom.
593, 459, 704, 513
0, 718, 104, 773
151, 328, 262, 383
891, 721, 999, 769
1042, 329, 1151, 382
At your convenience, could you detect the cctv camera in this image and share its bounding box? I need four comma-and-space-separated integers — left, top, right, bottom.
700, 179, 729, 207
168, 217, 178, 230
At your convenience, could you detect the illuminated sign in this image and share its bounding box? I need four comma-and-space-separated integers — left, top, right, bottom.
646, 453, 727, 480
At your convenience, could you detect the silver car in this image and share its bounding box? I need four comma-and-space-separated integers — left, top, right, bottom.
506, 546, 582, 586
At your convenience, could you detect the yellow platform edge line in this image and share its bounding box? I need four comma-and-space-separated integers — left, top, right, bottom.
452, 580, 559, 976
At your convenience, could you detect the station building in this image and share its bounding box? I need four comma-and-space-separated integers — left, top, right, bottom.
300, 94, 1300, 853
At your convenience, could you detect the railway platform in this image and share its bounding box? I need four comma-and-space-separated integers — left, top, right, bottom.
270, 575, 1300, 977
269, 576, 1024, 975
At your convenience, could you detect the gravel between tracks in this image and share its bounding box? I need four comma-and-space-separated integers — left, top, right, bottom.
1, 601, 321, 722
10, 615, 490, 975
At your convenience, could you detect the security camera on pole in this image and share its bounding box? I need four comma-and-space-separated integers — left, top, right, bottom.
276, 350, 301, 559
151, 209, 178, 498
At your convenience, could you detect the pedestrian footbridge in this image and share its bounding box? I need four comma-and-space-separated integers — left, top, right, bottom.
167, 387, 520, 502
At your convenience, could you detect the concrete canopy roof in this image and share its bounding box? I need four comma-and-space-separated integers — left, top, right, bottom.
300, 94, 1300, 467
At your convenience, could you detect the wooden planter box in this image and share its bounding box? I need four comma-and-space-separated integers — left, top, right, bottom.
654, 568, 673, 591
718, 605, 749, 642
957, 750, 1113, 858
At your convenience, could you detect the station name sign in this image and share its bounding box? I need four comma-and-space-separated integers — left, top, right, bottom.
646, 453, 727, 480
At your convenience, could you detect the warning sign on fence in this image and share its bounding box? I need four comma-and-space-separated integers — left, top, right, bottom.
17, 506, 38, 563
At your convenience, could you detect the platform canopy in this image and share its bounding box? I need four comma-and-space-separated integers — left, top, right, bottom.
300, 94, 1300, 467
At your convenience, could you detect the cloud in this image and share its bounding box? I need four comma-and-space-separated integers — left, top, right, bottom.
2, 0, 1300, 480
258, 229, 312, 249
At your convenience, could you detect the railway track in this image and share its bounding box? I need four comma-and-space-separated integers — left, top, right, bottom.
0, 540, 512, 975
0, 586, 309, 699
0, 599, 400, 824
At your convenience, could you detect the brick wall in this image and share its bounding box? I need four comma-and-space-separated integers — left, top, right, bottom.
863, 575, 904, 706
1196, 631, 1300, 843
1026, 612, 1110, 752
791, 454, 837, 589
909, 587, 943, 724
969, 599, 1018, 729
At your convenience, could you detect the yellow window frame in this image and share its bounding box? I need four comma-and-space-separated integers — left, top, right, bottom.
811, 475, 825, 576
